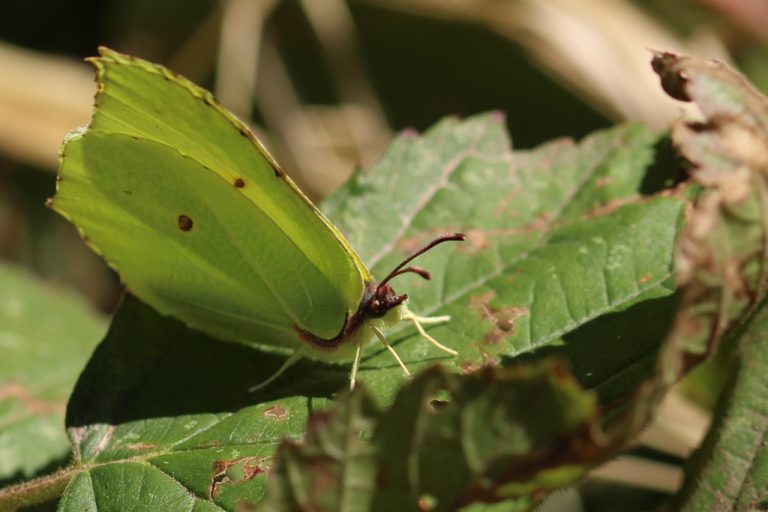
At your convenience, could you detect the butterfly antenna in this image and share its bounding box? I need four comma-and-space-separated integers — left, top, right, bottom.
377, 233, 466, 290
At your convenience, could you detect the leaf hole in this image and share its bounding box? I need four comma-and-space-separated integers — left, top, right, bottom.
427, 388, 451, 414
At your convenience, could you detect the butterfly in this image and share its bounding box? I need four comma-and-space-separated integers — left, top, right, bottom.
51, 47, 463, 390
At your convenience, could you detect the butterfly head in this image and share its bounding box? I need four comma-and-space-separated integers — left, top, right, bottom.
364, 232, 466, 319
295, 233, 465, 352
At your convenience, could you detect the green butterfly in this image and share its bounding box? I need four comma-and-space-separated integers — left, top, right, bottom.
51, 47, 462, 390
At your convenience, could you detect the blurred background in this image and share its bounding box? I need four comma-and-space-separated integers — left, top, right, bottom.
1, 0, 765, 509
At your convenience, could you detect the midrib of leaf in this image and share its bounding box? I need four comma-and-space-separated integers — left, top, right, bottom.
62, 437, 281, 506
78, 402, 296, 465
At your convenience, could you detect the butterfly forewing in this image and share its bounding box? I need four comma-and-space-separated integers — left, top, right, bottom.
54, 48, 369, 348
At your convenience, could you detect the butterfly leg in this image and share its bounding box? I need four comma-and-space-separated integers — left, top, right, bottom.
370, 324, 411, 377
404, 312, 458, 356
249, 348, 306, 392
408, 313, 451, 325
349, 342, 364, 391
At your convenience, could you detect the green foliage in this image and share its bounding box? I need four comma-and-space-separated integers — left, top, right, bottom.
267, 362, 600, 511
323, 115, 684, 404
672, 299, 768, 511
6, 47, 768, 512
60, 296, 329, 511
40, 105, 685, 510
0, 263, 105, 486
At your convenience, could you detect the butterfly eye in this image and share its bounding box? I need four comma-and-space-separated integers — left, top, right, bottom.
371, 299, 380, 311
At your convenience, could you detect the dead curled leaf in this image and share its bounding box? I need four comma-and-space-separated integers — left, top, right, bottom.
653, 51, 768, 288
650, 51, 768, 373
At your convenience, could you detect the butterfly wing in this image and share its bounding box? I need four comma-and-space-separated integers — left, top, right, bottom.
53, 48, 370, 350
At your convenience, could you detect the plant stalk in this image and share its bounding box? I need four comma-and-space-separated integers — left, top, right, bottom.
0, 466, 76, 512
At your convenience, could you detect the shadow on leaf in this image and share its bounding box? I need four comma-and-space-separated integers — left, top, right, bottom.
66, 294, 349, 428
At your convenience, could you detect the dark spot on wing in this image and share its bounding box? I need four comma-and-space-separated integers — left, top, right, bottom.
178, 214, 194, 231
234, 178, 245, 188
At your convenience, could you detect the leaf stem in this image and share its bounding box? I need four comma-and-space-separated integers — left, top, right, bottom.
0, 466, 77, 512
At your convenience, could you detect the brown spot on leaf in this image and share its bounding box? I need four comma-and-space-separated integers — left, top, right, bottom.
235, 500, 258, 512
234, 178, 245, 188
209, 456, 269, 500
264, 404, 289, 421
0, 382, 64, 414
44, 198, 53, 208
466, 229, 490, 251
493, 191, 521, 218
459, 360, 483, 374
457, 219, 554, 255
178, 214, 193, 231
595, 176, 611, 187
469, 291, 529, 344
638, 274, 651, 285
125, 442, 157, 451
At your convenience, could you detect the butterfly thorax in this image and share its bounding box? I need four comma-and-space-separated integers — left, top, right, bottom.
295, 280, 407, 353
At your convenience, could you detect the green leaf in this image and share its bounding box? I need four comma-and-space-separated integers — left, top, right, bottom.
264, 361, 602, 512
325, 115, 685, 404
265, 386, 380, 511
672, 299, 768, 511
0, 263, 105, 484
59, 295, 340, 512
47, 112, 686, 511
